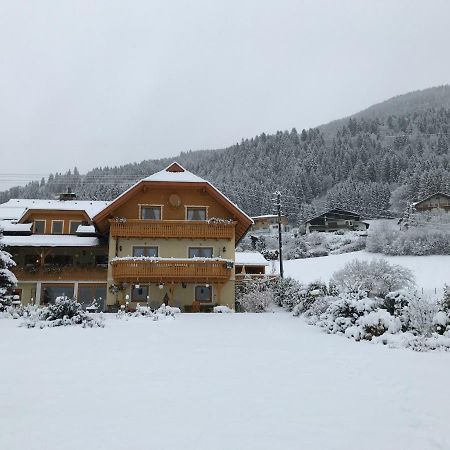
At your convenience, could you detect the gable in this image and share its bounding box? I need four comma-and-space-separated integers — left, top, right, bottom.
94, 180, 252, 243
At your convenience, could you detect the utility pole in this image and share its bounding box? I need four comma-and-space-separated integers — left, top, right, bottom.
273, 191, 284, 278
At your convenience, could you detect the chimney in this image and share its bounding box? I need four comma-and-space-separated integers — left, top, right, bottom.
59, 187, 77, 201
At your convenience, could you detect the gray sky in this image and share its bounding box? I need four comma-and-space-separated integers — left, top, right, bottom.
1, 0, 450, 189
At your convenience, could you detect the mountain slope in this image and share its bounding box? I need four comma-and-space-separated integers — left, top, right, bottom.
1, 85, 450, 221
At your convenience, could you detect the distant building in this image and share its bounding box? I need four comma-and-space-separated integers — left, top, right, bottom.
413, 192, 450, 212
235, 252, 275, 284
304, 208, 369, 233
251, 214, 289, 233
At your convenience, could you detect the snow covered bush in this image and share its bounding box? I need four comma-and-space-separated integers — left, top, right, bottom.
367, 214, 450, 256
122, 303, 180, 320
314, 292, 377, 334
355, 310, 402, 339
284, 231, 366, 260
331, 258, 415, 298
238, 282, 275, 313
0, 228, 17, 312
270, 277, 304, 310
213, 305, 234, 313
406, 294, 438, 336
22, 296, 104, 328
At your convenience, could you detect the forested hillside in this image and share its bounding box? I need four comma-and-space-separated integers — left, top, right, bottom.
2, 86, 450, 224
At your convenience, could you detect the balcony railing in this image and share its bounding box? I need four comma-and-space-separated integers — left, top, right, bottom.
13, 264, 108, 282
111, 258, 233, 283
109, 219, 236, 240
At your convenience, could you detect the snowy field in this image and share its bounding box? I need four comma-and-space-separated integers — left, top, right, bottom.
280, 250, 450, 297
1, 313, 450, 450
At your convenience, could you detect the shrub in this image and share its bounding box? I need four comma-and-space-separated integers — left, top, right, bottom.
239, 284, 274, 313
22, 296, 104, 328
315, 292, 377, 334
367, 214, 450, 256
331, 258, 415, 298
271, 277, 304, 310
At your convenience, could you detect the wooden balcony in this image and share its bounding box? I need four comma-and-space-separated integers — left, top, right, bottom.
13, 265, 108, 282
111, 258, 233, 283
109, 219, 236, 240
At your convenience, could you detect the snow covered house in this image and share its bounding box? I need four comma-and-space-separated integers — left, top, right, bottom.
235, 251, 270, 283
304, 208, 369, 233
0, 197, 110, 309
251, 214, 289, 233
413, 192, 450, 212
1, 163, 253, 311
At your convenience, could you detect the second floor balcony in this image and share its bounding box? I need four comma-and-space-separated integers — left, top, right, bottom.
111, 257, 233, 283
109, 219, 236, 240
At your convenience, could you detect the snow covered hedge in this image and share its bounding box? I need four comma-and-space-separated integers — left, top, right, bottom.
298, 287, 450, 352
284, 231, 367, 260
367, 213, 450, 256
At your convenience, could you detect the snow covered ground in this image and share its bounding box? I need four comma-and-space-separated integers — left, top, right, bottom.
279, 250, 450, 298
1, 313, 450, 450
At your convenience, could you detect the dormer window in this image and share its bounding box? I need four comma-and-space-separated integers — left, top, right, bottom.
140, 205, 162, 220
51, 220, 64, 234
186, 207, 207, 221
33, 220, 46, 234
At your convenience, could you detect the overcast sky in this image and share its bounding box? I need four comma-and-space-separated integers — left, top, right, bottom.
1, 0, 449, 189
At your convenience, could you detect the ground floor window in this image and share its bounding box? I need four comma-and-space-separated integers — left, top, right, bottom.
42, 284, 74, 304
77, 284, 107, 310
131, 285, 149, 302
195, 285, 212, 303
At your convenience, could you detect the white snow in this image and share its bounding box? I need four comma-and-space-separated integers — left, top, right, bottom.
76, 224, 96, 234
1, 313, 449, 450
143, 164, 207, 183
0, 199, 110, 220
280, 250, 450, 297
235, 251, 269, 266
2, 234, 100, 247
0, 221, 32, 233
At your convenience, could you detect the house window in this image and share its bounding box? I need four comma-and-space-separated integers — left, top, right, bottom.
195, 285, 212, 303
140, 206, 161, 220
42, 284, 74, 304
77, 284, 107, 310
69, 221, 82, 234
188, 247, 213, 258
44, 254, 74, 266
51, 220, 64, 234
186, 207, 207, 221
131, 285, 149, 302
33, 220, 46, 234
132, 246, 158, 257
95, 254, 108, 266
25, 254, 39, 266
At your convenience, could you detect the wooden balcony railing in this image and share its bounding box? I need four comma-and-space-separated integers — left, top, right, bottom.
109, 219, 236, 240
13, 265, 108, 282
111, 258, 232, 283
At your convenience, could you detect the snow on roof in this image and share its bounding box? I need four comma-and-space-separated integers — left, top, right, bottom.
252, 214, 279, 219
2, 234, 100, 247
0, 221, 32, 233
0, 206, 26, 221
235, 252, 269, 266
0, 199, 110, 220
143, 162, 206, 183
76, 225, 96, 234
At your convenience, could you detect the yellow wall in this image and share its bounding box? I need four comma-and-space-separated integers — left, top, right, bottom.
106, 236, 236, 309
